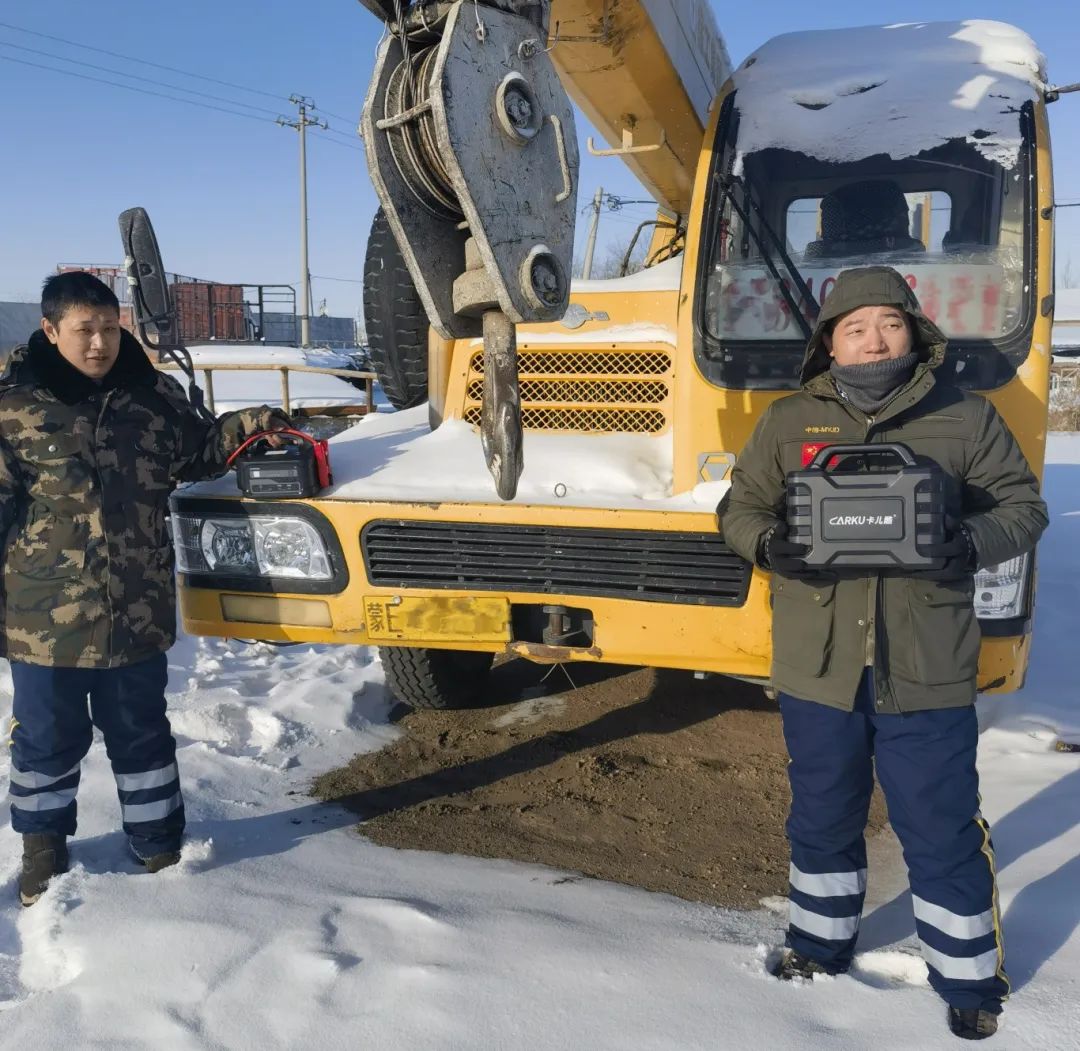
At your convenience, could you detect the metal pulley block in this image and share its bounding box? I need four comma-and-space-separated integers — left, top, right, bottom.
360, 0, 578, 500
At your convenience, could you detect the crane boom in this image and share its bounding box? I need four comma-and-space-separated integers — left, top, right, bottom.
357, 0, 731, 499
550, 0, 731, 218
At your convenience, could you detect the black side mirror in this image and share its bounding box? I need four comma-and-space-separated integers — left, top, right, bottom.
117, 207, 215, 421
118, 207, 175, 348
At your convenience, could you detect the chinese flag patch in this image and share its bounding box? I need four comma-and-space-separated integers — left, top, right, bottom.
802, 442, 843, 468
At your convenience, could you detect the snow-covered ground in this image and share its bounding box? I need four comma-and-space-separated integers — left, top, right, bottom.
0, 438, 1077, 1049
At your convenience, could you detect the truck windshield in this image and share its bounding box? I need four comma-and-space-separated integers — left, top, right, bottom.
694, 95, 1036, 391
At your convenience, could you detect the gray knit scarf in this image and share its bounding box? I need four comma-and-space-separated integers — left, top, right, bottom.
830, 352, 919, 415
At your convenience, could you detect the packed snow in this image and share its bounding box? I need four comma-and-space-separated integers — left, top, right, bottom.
570, 257, 683, 294
0, 438, 1077, 1049
187, 404, 728, 511
733, 21, 1045, 170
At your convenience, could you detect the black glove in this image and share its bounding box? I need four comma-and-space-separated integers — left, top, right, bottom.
761, 523, 822, 580
909, 527, 976, 581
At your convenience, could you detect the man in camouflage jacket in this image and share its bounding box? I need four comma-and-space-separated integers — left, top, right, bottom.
719, 266, 1047, 1040
1, 271, 288, 904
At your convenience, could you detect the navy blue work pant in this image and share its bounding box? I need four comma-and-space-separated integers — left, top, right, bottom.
779, 671, 1008, 1013
8, 653, 185, 858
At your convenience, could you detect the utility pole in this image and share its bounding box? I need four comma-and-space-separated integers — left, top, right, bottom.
582, 186, 603, 279
278, 95, 326, 348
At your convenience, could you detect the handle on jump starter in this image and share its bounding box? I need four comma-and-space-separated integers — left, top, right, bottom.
226, 428, 315, 468
808, 442, 916, 470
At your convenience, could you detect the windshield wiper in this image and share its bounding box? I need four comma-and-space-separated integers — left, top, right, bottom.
715, 173, 819, 342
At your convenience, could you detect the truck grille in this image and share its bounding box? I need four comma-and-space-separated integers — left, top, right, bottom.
361, 521, 751, 606
463, 348, 672, 434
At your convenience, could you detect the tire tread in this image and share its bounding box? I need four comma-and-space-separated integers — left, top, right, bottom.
379, 646, 494, 710
363, 209, 429, 410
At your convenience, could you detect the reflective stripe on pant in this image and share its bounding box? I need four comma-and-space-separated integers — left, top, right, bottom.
9, 653, 185, 856
780, 670, 1008, 1012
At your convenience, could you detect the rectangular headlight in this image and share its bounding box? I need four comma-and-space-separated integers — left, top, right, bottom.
172, 514, 332, 581
974, 553, 1030, 620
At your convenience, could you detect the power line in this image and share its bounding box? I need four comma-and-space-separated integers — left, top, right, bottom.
0, 19, 362, 138
0, 38, 362, 149
317, 107, 359, 126
605, 196, 657, 211
580, 192, 657, 216
1, 54, 275, 124
321, 123, 363, 146
0, 39, 282, 116
1, 53, 365, 152
312, 274, 365, 284
308, 131, 364, 153
0, 18, 286, 101
314, 121, 363, 144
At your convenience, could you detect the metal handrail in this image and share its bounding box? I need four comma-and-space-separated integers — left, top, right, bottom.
154, 360, 377, 415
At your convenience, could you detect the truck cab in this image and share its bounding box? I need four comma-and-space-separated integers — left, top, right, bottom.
167, 16, 1055, 707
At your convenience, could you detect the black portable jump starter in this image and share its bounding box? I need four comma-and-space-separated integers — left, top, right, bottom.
228, 429, 332, 499
785, 443, 947, 571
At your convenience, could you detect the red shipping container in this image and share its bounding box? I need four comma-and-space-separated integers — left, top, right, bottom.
172, 283, 246, 342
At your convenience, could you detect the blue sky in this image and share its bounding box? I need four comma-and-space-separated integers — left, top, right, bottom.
1, 0, 1078, 319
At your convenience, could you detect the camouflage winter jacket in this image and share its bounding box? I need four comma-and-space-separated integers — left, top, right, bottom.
0, 329, 286, 668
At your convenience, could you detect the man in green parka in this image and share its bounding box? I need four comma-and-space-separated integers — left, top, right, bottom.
719, 266, 1047, 1041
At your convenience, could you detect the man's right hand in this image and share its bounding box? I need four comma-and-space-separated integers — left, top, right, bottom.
762, 523, 818, 579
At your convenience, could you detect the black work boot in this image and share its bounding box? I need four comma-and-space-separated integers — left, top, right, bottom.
130, 842, 181, 873
769, 949, 838, 981
948, 1007, 1000, 1040
19, 833, 70, 906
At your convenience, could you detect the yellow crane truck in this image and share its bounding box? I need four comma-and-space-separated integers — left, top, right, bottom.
159, 3, 1062, 709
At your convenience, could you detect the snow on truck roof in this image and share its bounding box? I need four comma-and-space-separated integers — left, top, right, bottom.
732, 20, 1045, 170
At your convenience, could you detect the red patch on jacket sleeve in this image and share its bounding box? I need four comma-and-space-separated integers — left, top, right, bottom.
801, 442, 825, 467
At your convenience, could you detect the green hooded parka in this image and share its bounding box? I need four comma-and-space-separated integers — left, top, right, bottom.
718, 266, 1048, 712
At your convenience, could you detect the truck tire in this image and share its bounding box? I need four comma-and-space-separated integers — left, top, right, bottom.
363, 208, 429, 410
379, 646, 495, 710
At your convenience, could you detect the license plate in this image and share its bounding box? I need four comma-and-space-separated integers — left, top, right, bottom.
362, 595, 510, 642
